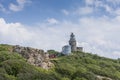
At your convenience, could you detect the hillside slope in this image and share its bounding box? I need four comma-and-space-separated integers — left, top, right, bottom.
52, 51, 120, 80
0, 44, 120, 80
0, 44, 59, 80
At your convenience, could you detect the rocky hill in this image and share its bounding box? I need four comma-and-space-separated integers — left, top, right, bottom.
0, 44, 53, 69
0, 44, 120, 80
12, 45, 53, 69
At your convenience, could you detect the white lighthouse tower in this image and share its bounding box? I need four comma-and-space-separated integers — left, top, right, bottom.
69, 33, 77, 52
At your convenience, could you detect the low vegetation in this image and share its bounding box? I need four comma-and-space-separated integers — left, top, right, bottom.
52, 51, 120, 80
0, 44, 120, 80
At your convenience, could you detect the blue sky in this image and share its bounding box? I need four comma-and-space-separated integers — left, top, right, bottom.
0, 0, 119, 24
0, 0, 120, 59
0, 0, 80, 24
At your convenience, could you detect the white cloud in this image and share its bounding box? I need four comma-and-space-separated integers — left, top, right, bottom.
85, 0, 95, 5
107, 0, 120, 4
84, 0, 120, 16
78, 16, 120, 58
75, 6, 93, 15
9, 0, 31, 12
103, 5, 112, 12
0, 18, 34, 44
114, 9, 120, 15
9, 4, 22, 12
46, 18, 59, 24
1, 0, 120, 59
113, 51, 120, 56
0, 0, 31, 13
0, 16, 120, 59
0, 4, 5, 12
61, 9, 69, 15
0, 3, 9, 13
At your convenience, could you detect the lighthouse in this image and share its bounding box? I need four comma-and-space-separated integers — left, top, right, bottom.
69, 33, 77, 52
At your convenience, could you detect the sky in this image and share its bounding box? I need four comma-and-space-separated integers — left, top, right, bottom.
0, 0, 120, 59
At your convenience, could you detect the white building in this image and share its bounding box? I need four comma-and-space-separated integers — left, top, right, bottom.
62, 45, 71, 55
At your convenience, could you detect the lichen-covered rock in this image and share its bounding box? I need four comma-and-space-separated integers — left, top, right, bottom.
12, 45, 53, 69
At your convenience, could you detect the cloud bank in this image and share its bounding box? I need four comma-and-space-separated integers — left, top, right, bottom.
0, 16, 120, 59
0, 0, 120, 59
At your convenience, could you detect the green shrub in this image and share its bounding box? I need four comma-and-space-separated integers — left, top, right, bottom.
0, 44, 12, 51
1, 60, 26, 76
73, 77, 87, 80
0, 73, 17, 80
0, 51, 25, 63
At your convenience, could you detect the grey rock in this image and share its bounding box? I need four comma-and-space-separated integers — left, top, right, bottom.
12, 45, 53, 69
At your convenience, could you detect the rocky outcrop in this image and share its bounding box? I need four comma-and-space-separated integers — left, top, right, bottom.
12, 45, 53, 69
96, 75, 112, 80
